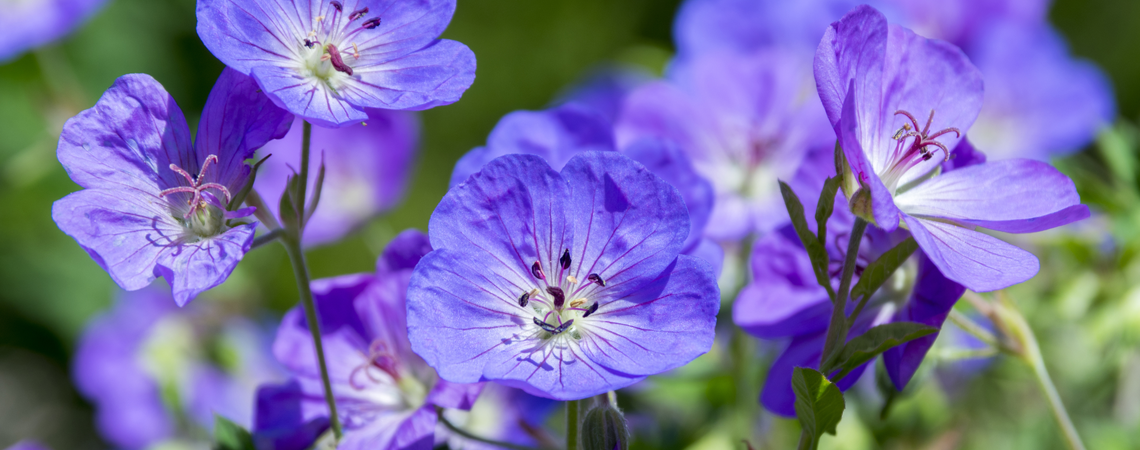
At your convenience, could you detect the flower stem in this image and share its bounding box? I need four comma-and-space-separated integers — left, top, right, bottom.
436, 407, 546, 450
297, 121, 312, 221
994, 299, 1086, 450
251, 228, 283, 249
567, 399, 580, 450
282, 236, 343, 440
819, 217, 868, 369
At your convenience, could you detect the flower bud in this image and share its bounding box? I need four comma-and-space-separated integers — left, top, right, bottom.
580, 404, 629, 450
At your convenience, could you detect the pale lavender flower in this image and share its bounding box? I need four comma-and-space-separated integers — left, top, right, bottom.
0, 0, 108, 62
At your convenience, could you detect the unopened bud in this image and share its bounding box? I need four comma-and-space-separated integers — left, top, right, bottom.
581, 404, 629, 450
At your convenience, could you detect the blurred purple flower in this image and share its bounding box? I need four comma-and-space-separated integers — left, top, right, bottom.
408, 152, 720, 400
673, 0, 1114, 159
616, 48, 834, 242
73, 286, 285, 449
817, 5, 1088, 292
268, 230, 482, 450
554, 65, 653, 124
52, 69, 293, 306
196, 0, 476, 127
0, 0, 108, 62
442, 384, 559, 450
451, 104, 721, 273
256, 109, 419, 246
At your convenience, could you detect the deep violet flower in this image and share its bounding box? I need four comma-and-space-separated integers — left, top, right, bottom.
816, 5, 1089, 292
256, 108, 419, 246
673, 0, 1114, 160
52, 69, 293, 306
0, 0, 108, 62
441, 384, 558, 450
450, 103, 721, 273
615, 47, 834, 242
268, 230, 483, 450
73, 285, 285, 449
197, 0, 476, 127
408, 152, 720, 400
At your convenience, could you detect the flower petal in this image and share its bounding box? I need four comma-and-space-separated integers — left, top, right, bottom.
895, 158, 1089, 233
273, 273, 373, 376
735, 228, 831, 339
346, 39, 477, 111
195, 67, 294, 192
837, 86, 902, 230
882, 252, 966, 390
250, 64, 370, 127
903, 215, 1040, 292
253, 381, 331, 450
814, 4, 887, 129
577, 256, 719, 377
622, 138, 713, 254
57, 73, 194, 193
195, 0, 305, 74
560, 152, 690, 300
350, 0, 458, 62
425, 380, 484, 411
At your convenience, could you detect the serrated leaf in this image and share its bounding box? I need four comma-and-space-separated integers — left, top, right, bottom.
815, 176, 842, 245
779, 181, 835, 300
825, 322, 938, 380
228, 154, 272, 211
213, 415, 255, 450
850, 237, 917, 302
792, 367, 845, 450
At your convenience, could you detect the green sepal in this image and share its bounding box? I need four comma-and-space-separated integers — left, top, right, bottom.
849, 237, 918, 303
212, 415, 256, 450
779, 181, 836, 300
822, 321, 938, 380
792, 367, 845, 450
278, 174, 302, 236
227, 154, 272, 211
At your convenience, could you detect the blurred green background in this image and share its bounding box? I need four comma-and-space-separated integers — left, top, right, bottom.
2, 0, 1140, 449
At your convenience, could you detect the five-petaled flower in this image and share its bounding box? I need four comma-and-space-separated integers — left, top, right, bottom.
197, 0, 477, 127
815, 5, 1090, 292
52, 69, 293, 306
407, 152, 720, 400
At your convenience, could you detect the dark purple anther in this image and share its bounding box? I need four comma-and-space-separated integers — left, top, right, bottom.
325, 44, 353, 75
546, 286, 565, 309
587, 273, 606, 287
348, 7, 368, 21
533, 317, 556, 333
330, 0, 342, 11
560, 248, 571, 270
362, 17, 382, 29
518, 291, 530, 307
531, 261, 545, 280
551, 319, 574, 335
304, 38, 317, 48
583, 302, 599, 318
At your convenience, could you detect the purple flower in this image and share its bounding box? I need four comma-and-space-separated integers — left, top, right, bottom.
73, 285, 286, 449
442, 384, 558, 450
408, 152, 720, 400
3, 442, 50, 450
616, 48, 834, 242
52, 69, 292, 306
268, 229, 483, 450
0, 0, 108, 62
256, 108, 419, 246
554, 65, 653, 125
451, 104, 722, 274
815, 5, 1088, 292
196, 0, 476, 127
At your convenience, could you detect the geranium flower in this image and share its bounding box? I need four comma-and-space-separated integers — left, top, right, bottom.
256, 108, 419, 246
52, 69, 293, 306
267, 230, 483, 450
0, 0, 108, 62
407, 152, 720, 400
196, 0, 476, 127
816, 5, 1088, 292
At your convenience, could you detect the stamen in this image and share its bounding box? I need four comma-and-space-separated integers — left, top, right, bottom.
566, 275, 578, 284
551, 319, 573, 334
325, 44, 353, 75
518, 291, 531, 307
348, 7, 368, 21
582, 302, 599, 318
304, 38, 318, 48
546, 286, 565, 309
531, 261, 545, 280
330, 0, 342, 11
158, 155, 230, 219
560, 249, 571, 270
587, 273, 606, 287
362, 17, 381, 29
569, 299, 585, 308
351, 42, 361, 59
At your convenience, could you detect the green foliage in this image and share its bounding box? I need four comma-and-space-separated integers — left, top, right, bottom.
227, 154, 271, 211
823, 322, 938, 380
815, 176, 842, 246
277, 174, 302, 235
779, 181, 836, 300
792, 367, 845, 450
582, 404, 631, 450
212, 415, 255, 450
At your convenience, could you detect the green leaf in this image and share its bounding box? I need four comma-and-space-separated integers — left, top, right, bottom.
304, 152, 326, 227
278, 174, 302, 235
779, 181, 835, 300
792, 367, 845, 450
849, 237, 918, 302
825, 322, 938, 380
814, 176, 842, 245
212, 415, 256, 450
227, 154, 272, 211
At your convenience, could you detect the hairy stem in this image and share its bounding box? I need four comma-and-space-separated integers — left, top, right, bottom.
251, 228, 283, 249
437, 407, 545, 450
567, 399, 580, 450
819, 218, 868, 370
